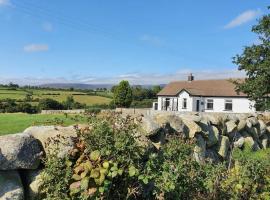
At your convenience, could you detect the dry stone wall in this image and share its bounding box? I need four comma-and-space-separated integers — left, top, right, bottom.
140, 112, 270, 163
0, 112, 270, 199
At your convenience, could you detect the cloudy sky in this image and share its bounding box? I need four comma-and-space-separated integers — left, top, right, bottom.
0, 0, 268, 85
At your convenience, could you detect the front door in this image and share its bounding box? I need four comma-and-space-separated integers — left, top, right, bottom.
165, 98, 170, 111
196, 100, 200, 112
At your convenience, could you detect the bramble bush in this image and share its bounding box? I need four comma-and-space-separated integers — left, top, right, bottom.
40, 112, 270, 200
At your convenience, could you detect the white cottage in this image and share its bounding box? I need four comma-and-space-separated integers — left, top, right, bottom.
154, 74, 255, 113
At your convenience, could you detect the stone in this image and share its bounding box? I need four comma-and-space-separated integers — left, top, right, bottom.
204, 114, 224, 126
242, 131, 260, 151
206, 126, 220, 147
140, 115, 161, 136
205, 149, 220, 163
0, 133, 42, 170
24, 126, 78, 158
247, 117, 258, 126
217, 136, 230, 158
153, 114, 184, 132
182, 119, 202, 138
193, 134, 206, 163
0, 171, 24, 200
246, 120, 253, 129
260, 134, 269, 149
227, 115, 239, 123
233, 132, 245, 148
21, 169, 43, 200
24, 125, 77, 149
237, 119, 246, 132
247, 127, 259, 141
267, 126, 270, 134
226, 120, 237, 133
181, 114, 202, 123
258, 120, 267, 136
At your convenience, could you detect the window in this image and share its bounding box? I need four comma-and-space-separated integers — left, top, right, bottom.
225, 100, 233, 111
165, 98, 170, 110
182, 98, 187, 109
206, 99, 214, 110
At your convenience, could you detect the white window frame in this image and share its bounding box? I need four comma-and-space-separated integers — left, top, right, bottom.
224, 99, 233, 111
206, 99, 214, 110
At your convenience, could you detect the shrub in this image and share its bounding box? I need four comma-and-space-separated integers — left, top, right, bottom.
0, 98, 38, 113
16, 102, 38, 114
204, 147, 270, 200
38, 98, 64, 110
41, 113, 146, 199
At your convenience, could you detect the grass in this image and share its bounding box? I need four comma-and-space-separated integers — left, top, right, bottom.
0, 88, 112, 106
0, 113, 88, 136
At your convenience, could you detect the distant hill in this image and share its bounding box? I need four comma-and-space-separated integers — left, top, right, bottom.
39, 83, 166, 90
39, 83, 114, 90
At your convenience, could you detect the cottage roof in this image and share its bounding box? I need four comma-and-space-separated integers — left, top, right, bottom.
157, 79, 247, 97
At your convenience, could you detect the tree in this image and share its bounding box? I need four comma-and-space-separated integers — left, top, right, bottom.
233, 7, 270, 110
113, 80, 133, 107
63, 95, 75, 109
152, 85, 162, 96
38, 98, 64, 110
111, 85, 118, 93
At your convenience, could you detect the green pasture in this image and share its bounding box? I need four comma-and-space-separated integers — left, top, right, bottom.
0, 113, 88, 135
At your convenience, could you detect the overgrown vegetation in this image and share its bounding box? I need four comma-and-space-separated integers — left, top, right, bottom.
40, 113, 270, 199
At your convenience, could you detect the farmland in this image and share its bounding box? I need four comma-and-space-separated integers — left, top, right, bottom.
0, 113, 88, 135
0, 87, 112, 106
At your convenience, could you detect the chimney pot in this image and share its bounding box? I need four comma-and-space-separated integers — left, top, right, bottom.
188, 73, 194, 81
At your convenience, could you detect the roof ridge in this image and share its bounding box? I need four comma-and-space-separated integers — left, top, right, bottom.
170, 78, 244, 83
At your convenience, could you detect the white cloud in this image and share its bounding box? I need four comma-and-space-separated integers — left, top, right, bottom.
224, 9, 261, 29
0, 68, 246, 86
23, 44, 49, 52
42, 22, 53, 32
0, 0, 10, 6
140, 34, 165, 47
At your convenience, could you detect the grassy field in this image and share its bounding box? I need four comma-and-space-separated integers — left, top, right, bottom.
0, 88, 112, 106
0, 113, 88, 136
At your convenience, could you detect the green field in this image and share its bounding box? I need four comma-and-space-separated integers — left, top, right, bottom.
0, 88, 112, 105
0, 113, 88, 136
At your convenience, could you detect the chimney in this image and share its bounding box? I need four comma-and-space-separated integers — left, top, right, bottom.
188, 73, 194, 82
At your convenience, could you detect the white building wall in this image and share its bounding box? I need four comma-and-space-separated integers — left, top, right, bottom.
178, 91, 193, 112
203, 97, 255, 113
157, 95, 255, 113
157, 97, 162, 110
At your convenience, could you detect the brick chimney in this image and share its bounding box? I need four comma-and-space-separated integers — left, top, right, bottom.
188, 73, 194, 82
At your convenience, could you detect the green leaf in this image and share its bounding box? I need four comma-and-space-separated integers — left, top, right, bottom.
128, 166, 137, 177
111, 171, 118, 178
90, 150, 100, 161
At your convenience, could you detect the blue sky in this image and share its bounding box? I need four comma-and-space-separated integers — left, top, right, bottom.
0, 0, 268, 85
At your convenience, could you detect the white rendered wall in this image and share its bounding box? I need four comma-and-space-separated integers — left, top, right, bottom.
157, 95, 255, 113
158, 97, 162, 110
203, 97, 255, 113
178, 91, 193, 112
